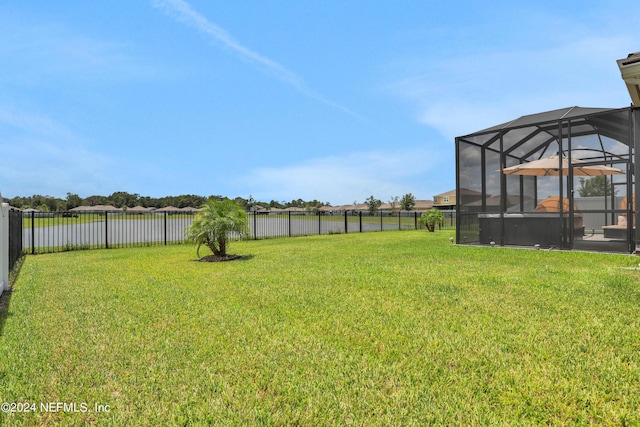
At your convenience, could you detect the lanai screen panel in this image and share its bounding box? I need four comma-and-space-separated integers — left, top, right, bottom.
507, 130, 557, 161
457, 139, 482, 243
456, 106, 636, 252
485, 150, 501, 212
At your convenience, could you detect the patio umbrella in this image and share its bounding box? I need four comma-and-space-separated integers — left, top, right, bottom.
501, 155, 624, 176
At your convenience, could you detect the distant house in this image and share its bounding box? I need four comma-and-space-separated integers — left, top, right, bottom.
70, 205, 122, 212
377, 202, 396, 213
268, 207, 287, 213
22, 207, 54, 218
433, 189, 487, 210
433, 190, 456, 210
321, 205, 352, 214
126, 206, 152, 213
316, 200, 434, 214
412, 200, 434, 211
248, 205, 267, 213
379, 200, 434, 212
155, 206, 180, 212
318, 205, 335, 214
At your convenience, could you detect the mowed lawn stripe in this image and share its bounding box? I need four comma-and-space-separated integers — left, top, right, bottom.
1, 231, 640, 425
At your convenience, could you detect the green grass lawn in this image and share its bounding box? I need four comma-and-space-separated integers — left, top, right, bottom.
22, 213, 196, 229
1, 231, 640, 425
22, 215, 98, 229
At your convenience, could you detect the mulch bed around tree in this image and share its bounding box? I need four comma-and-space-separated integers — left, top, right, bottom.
198, 254, 242, 262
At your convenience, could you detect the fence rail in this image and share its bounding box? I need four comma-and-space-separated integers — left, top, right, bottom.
21, 209, 456, 254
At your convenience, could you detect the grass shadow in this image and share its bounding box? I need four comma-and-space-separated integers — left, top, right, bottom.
191, 254, 256, 263
0, 256, 25, 336
0, 256, 24, 336
0, 289, 13, 337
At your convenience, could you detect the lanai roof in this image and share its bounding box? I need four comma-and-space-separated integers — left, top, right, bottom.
458, 106, 633, 161
473, 107, 615, 134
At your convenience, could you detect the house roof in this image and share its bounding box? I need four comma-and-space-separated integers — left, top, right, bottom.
618, 52, 640, 106
70, 205, 122, 211
127, 206, 151, 212
413, 200, 434, 209
434, 189, 456, 198
459, 188, 483, 196
620, 51, 640, 66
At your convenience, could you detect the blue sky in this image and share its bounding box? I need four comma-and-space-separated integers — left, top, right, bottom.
1, 1, 638, 205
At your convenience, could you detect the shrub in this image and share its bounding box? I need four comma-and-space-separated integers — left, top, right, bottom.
418, 208, 445, 232
184, 199, 249, 258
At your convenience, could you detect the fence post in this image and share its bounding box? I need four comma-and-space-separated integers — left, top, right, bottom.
344, 211, 348, 234
359, 211, 362, 233
253, 212, 257, 240
105, 211, 109, 249
318, 211, 321, 235
164, 212, 168, 245
1, 203, 9, 295
31, 210, 35, 254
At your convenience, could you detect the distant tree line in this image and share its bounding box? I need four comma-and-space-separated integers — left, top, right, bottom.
4, 191, 418, 213
5, 192, 209, 212
4, 191, 332, 213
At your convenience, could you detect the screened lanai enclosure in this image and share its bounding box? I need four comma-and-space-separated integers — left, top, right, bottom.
455, 106, 640, 253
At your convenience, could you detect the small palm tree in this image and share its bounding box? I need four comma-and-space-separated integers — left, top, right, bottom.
418, 208, 445, 232
185, 199, 250, 258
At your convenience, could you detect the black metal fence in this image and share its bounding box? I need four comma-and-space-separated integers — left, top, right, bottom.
9, 208, 23, 270
21, 209, 456, 254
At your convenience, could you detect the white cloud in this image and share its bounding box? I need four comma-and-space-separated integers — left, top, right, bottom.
244, 148, 450, 205
0, 106, 123, 197
387, 34, 637, 140
151, 0, 362, 118
152, 0, 300, 83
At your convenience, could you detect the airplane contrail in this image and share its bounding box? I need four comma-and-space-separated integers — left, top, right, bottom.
151, 0, 363, 119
